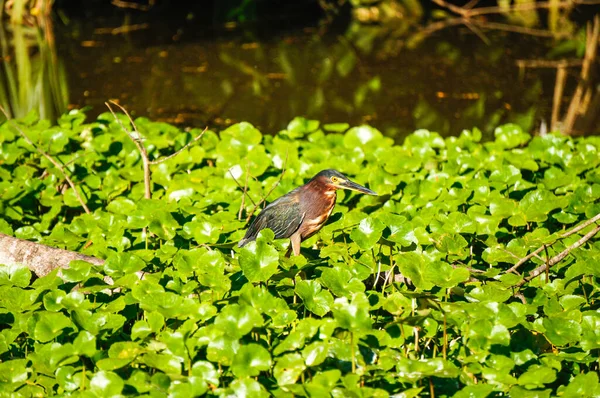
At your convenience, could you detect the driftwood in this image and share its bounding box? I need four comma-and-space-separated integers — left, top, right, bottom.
0, 233, 104, 277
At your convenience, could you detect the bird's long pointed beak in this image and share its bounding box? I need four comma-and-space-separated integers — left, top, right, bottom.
339, 179, 377, 195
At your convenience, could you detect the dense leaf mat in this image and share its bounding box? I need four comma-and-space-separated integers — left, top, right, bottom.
0, 111, 599, 397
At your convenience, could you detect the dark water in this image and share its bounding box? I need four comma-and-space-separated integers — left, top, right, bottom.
9, 3, 570, 140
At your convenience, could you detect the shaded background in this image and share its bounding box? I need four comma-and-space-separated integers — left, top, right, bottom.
1, 0, 599, 140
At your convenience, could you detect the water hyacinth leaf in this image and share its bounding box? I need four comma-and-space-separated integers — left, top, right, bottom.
319, 266, 365, 298
517, 366, 557, 388
191, 361, 219, 388
332, 293, 372, 332
0, 359, 28, 383
148, 210, 179, 240
229, 378, 270, 398
231, 344, 272, 378
542, 318, 582, 346
302, 341, 329, 367
183, 219, 222, 244
214, 304, 264, 339
73, 331, 97, 357
0, 264, 31, 288
274, 353, 306, 387
43, 289, 67, 312
385, 214, 417, 246
395, 358, 460, 383
90, 371, 124, 396
454, 384, 496, 398
34, 312, 74, 342
395, 252, 434, 290
581, 311, 600, 351
494, 123, 530, 149
239, 229, 280, 283
56, 366, 80, 391
425, 262, 470, 288
131, 320, 152, 340
104, 252, 146, 276
305, 369, 342, 396
295, 280, 334, 317
561, 372, 600, 397
142, 353, 183, 375
519, 190, 566, 222
350, 216, 385, 250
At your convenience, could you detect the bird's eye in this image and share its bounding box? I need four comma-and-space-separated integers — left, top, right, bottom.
330, 176, 339, 183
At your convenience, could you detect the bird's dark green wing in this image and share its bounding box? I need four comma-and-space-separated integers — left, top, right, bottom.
239, 195, 304, 247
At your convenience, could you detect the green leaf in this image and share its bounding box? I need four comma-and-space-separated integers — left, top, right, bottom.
561, 372, 600, 398
148, 210, 179, 240
34, 312, 74, 342
395, 358, 460, 383
517, 366, 557, 389
332, 293, 372, 332
90, 371, 125, 396
0, 359, 28, 383
542, 317, 582, 346
350, 216, 385, 250
302, 341, 328, 367
231, 344, 272, 378
0, 264, 31, 287
104, 252, 145, 276
425, 262, 470, 288
239, 230, 280, 283
396, 252, 434, 290
273, 353, 306, 386
494, 123, 530, 149
214, 304, 264, 339
295, 280, 334, 317
228, 378, 269, 398
319, 266, 365, 298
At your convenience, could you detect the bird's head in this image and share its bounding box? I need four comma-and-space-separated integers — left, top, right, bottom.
312, 169, 377, 195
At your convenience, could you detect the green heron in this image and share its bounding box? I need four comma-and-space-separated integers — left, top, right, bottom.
239, 169, 377, 255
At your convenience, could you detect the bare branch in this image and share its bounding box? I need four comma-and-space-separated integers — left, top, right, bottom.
516, 59, 583, 69
149, 126, 207, 165
563, 16, 600, 133
516, 224, 600, 287
0, 107, 91, 214
238, 161, 250, 220
111, 0, 152, 11
245, 153, 289, 224
229, 167, 257, 207
0, 233, 102, 277
552, 66, 567, 130
106, 101, 152, 200
94, 23, 150, 35
506, 213, 600, 275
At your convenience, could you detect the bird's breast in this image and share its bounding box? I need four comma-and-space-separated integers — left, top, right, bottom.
299, 194, 336, 239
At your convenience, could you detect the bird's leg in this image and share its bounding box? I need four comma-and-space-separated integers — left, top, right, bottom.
286, 233, 301, 257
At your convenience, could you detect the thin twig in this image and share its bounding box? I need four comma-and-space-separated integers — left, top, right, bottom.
0, 107, 90, 214
463, 19, 491, 44
229, 167, 256, 207
111, 0, 152, 11
473, 20, 562, 38
106, 101, 152, 200
563, 16, 600, 133
552, 66, 567, 130
506, 213, 600, 274
94, 23, 149, 35
245, 153, 289, 224
516, 225, 600, 287
516, 59, 583, 69
233, 161, 252, 221
149, 126, 207, 165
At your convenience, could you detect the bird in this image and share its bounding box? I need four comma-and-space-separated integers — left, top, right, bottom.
238, 169, 377, 256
